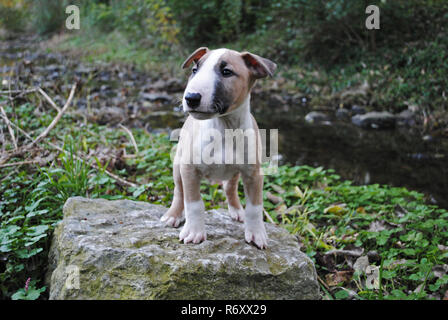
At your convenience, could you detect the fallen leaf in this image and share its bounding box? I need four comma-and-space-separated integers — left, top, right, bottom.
325, 247, 364, 258
353, 256, 369, 273
271, 184, 285, 194
365, 265, 380, 289
368, 221, 387, 232
432, 265, 448, 279
356, 207, 366, 214
324, 204, 347, 216
325, 271, 353, 287
274, 204, 287, 214
266, 191, 283, 204
414, 283, 424, 294
368, 220, 401, 232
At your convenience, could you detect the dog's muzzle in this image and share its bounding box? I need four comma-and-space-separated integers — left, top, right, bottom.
185, 92, 201, 109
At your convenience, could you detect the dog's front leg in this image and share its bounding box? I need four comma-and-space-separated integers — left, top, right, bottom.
179, 166, 206, 244
242, 170, 268, 249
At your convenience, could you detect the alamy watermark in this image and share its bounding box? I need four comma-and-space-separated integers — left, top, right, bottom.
65, 5, 80, 30
63, 4, 380, 31
65, 265, 80, 290
365, 5, 380, 30
170, 128, 279, 175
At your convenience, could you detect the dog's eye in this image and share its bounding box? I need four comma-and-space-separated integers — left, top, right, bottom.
192, 67, 198, 74
221, 68, 233, 77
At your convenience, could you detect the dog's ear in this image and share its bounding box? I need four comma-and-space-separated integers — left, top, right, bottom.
181, 47, 209, 69
241, 52, 277, 79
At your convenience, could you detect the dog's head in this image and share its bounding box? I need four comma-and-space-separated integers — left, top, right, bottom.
181, 48, 277, 120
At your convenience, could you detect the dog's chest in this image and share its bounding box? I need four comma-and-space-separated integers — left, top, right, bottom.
190, 116, 258, 180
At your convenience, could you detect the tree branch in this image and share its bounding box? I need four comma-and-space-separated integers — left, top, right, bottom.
37, 87, 62, 112
0, 105, 18, 150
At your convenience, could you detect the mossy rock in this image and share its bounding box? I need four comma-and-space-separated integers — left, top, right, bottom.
46, 197, 319, 300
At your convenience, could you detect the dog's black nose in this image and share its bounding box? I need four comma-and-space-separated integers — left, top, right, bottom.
185, 92, 201, 109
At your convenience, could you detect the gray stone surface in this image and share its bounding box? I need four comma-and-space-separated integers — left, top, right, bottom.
46, 197, 319, 300
352, 111, 396, 129
305, 111, 330, 124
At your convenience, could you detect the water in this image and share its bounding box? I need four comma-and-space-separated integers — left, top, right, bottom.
252, 102, 448, 208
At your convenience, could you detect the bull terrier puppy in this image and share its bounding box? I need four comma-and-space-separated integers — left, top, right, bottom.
161, 47, 276, 249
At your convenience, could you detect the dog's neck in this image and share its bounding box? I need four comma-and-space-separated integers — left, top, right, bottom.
211, 94, 252, 130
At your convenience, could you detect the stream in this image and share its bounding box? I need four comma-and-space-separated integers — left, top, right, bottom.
1, 36, 447, 208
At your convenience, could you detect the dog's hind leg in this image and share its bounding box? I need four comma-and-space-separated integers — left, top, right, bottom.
161, 164, 184, 227
223, 173, 244, 222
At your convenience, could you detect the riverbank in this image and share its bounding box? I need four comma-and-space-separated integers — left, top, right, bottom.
1, 33, 447, 300
44, 30, 448, 132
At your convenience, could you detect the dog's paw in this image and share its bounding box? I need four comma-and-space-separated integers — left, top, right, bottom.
228, 205, 244, 222
179, 223, 206, 244
160, 211, 184, 228
244, 223, 268, 249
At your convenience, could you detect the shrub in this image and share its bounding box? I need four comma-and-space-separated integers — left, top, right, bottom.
29, 0, 69, 35
0, 0, 30, 32
167, 0, 262, 46
80, 0, 179, 49
165, 0, 446, 66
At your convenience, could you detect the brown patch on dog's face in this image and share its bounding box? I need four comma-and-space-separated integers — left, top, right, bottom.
182, 48, 276, 118
211, 50, 253, 114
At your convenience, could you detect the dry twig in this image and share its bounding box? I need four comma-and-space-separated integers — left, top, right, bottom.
28, 83, 77, 148
317, 275, 333, 299
0, 105, 18, 150
263, 209, 276, 224
0, 88, 37, 95
0, 159, 39, 168
119, 124, 139, 154
37, 87, 61, 112
0, 112, 138, 188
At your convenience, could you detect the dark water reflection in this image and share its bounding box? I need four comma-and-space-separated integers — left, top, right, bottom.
251, 99, 448, 209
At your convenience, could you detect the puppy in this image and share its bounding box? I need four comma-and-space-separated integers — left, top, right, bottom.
161, 47, 276, 249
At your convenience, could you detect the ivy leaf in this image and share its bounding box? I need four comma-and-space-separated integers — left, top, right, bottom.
26, 225, 49, 237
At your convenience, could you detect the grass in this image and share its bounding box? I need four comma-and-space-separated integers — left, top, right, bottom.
47, 30, 185, 78
1, 95, 447, 300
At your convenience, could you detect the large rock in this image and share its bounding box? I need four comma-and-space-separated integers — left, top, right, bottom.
46, 197, 319, 300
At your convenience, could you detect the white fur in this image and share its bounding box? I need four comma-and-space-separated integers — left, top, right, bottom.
190, 96, 258, 181
244, 200, 267, 249
183, 49, 227, 112
228, 205, 244, 222
160, 210, 184, 227
179, 200, 206, 244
